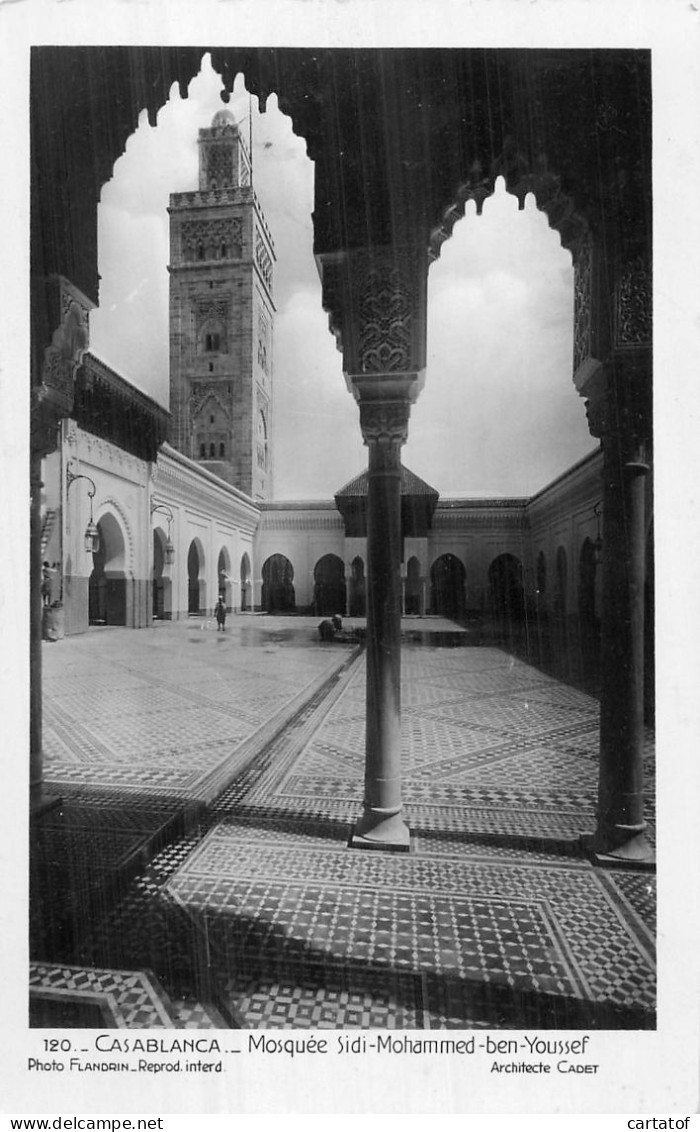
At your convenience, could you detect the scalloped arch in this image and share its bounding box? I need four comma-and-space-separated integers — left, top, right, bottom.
95, 497, 135, 577
429, 153, 591, 266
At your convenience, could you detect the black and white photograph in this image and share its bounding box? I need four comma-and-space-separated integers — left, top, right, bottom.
2, 0, 699, 1119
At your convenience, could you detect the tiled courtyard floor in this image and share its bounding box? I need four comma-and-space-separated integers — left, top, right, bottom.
31, 616, 656, 1031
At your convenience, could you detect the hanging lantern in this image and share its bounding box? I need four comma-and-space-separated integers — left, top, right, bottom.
151, 500, 176, 565
84, 519, 100, 554
67, 465, 100, 556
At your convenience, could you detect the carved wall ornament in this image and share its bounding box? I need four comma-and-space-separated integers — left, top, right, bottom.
196, 298, 230, 353
33, 285, 92, 456
256, 408, 268, 470
429, 155, 588, 266
41, 293, 91, 408
95, 496, 135, 576
182, 219, 242, 261
255, 229, 273, 291
573, 235, 594, 374
173, 189, 247, 209
82, 433, 147, 481
190, 383, 231, 419
353, 254, 419, 374
196, 296, 231, 324
257, 309, 270, 375
205, 145, 235, 188
614, 256, 652, 349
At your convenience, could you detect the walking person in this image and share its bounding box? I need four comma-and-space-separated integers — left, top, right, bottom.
215, 594, 227, 631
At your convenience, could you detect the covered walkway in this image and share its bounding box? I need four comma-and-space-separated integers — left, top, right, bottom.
31, 618, 655, 1030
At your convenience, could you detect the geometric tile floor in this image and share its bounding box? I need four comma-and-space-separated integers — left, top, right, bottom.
41, 617, 356, 800
29, 963, 178, 1028
28, 962, 228, 1029
33, 617, 656, 1030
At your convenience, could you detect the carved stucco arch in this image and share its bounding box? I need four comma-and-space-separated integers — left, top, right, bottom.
94, 497, 135, 578
428, 146, 591, 265
428, 148, 596, 392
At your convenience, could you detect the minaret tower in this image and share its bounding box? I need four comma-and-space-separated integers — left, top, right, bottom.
168, 108, 275, 499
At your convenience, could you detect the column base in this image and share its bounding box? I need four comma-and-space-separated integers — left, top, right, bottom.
350, 810, 411, 852
30, 786, 62, 819
580, 831, 655, 870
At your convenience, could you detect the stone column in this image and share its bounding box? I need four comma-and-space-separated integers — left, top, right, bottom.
320, 244, 428, 850
420, 578, 427, 617
585, 369, 652, 861
576, 244, 653, 862
352, 401, 411, 849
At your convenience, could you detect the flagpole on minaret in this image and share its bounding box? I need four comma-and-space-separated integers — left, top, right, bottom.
249, 92, 253, 177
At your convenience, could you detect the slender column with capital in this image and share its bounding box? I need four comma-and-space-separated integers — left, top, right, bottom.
585, 369, 652, 862
352, 401, 411, 849
319, 243, 428, 850
573, 233, 653, 864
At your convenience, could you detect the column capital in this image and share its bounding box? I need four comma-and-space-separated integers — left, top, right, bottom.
359, 399, 411, 451
582, 357, 652, 448
32, 276, 93, 459
572, 233, 652, 448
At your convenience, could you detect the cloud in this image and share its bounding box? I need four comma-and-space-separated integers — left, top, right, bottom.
90, 58, 593, 501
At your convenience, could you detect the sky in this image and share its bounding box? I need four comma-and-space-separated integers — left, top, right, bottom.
90, 53, 597, 501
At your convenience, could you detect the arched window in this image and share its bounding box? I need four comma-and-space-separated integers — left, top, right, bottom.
205, 332, 220, 352
197, 244, 205, 260
209, 442, 215, 458
219, 442, 225, 458
199, 442, 205, 457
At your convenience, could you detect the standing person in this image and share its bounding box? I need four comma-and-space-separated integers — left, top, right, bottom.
215, 595, 227, 632
41, 561, 53, 607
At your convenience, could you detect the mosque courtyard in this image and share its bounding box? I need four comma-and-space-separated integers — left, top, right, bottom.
30, 616, 656, 1031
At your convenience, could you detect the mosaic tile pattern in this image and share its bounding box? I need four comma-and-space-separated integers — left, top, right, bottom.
160, 825, 654, 1028
251, 648, 656, 842
29, 963, 177, 1028
42, 621, 354, 799
223, 967, 423, 1029
35, 624, 656, 1030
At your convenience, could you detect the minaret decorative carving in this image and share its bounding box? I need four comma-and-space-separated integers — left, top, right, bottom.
169, 108, 275, 500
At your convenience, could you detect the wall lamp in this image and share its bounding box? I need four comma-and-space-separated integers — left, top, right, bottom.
66, 464, 100, 554
151, 501, 175, 565
593, 500, 603, 566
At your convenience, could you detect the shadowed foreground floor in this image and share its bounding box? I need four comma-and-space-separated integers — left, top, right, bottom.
31, 616, 655, 1029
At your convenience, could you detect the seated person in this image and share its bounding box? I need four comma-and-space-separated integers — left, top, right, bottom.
318, 617, 336, 641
